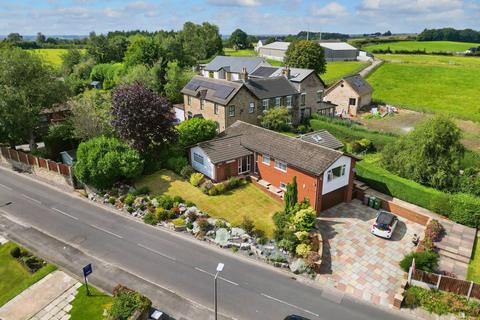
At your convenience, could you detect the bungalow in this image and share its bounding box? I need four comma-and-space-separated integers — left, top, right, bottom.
323, 74, 373, 116
190, 121, 356, 213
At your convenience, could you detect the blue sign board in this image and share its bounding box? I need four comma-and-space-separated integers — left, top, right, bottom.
83, 264, 93, 277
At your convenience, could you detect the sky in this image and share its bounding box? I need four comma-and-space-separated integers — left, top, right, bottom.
0, 0, 479, 36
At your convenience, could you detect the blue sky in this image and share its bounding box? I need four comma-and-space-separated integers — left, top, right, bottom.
0, 0, 479, 35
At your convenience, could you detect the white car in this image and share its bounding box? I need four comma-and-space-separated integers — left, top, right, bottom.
371, 210, 398, 239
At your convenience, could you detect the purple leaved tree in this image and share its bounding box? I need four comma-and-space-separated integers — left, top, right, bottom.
111, 82, 177, 154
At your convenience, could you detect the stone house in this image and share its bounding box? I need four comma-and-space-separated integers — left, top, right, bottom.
200, 56, 268, 81
323, 74, 373, 116
189, 121, 356, 213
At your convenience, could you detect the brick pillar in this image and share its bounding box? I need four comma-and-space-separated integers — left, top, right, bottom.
315, 176, 323, 215
345, 158, 356, 203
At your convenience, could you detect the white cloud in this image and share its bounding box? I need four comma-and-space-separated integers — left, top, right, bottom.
312, 2, 348, 18
206, 0, 262, 7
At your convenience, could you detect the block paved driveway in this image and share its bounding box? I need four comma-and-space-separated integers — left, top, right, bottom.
316, 200, 424, 307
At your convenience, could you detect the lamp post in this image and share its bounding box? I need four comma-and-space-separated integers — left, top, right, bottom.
214, 262, 224, 320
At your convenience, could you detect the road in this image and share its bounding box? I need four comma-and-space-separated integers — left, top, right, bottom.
0, 168, 407, 320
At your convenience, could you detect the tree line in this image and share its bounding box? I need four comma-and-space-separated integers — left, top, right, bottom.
418, 28, 480, 44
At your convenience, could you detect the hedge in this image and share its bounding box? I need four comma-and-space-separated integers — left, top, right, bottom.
356, 155, 480, 228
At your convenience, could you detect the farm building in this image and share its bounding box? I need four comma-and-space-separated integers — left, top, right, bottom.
323, 74, 373, 116
257, 41, 290, 61
319, 41, 359, 61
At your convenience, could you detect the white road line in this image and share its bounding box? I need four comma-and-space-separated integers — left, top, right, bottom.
89, 224, 123, 239
137, 243, 177, 262
0, 183, 12, 191
22, 194, 41, 204
51, 208, 79, 221
260, 293, 320, 317
194, 267, 239, 286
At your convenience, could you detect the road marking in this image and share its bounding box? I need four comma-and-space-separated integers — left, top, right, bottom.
89, 224, 123, 239
194, 267, 239, 286
0, 183, 12, 191
51, 208, 79, 221
22, 194, 41, 204
260, 293, 320, 317
137, 243, 177, 262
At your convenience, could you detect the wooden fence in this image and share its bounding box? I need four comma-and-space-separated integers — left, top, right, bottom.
0, 146, 72, 179
412, 269, 480, 300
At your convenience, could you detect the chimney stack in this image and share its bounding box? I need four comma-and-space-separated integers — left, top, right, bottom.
282, 66, 291, 79
240, 67, 248, 82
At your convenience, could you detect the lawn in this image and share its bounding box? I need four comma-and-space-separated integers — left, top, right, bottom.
468, 235, 480, 283
136, 170, 283, 237
364, 41, 479, 53
224, 48, 257, 57
367, 54, 480, 122
30, 48, 85, 68
70, 284, 113, 320
323, 61, 370, 85
0, 241, 57, 307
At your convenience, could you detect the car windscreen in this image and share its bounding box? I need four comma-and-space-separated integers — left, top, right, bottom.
376, 212, 394, 229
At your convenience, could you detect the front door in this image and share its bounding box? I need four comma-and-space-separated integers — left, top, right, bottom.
238, 156, 251, 174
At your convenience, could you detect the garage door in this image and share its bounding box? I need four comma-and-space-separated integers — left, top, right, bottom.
322, 186, 347, 210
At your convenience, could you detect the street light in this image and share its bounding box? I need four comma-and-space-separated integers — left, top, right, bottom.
214, 262, 224, 320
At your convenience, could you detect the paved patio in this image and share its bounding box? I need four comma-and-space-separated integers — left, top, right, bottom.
316, 199, 424, 307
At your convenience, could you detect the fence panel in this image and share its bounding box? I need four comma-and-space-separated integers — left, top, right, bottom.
413, 270, 439, 285
439, 277, 471, 296
470, 283, 480, 300
18, 151, 29, 164
9, 149, 20, 162
58, 164, 70, 176
0, 146, 9, 158
47, 161, 58, 173
38, 158, 48, 169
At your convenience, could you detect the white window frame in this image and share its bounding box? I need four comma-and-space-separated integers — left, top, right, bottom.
193, 152, 204, 165
238, 156, 251, 174
300, 93, 306, 106
316, 90, 324, 102
275, 97, 281, 107
229, 105, 235, 117
249, 102, 255, 113
262, 99, 269, 111
262, 154, 270, 165
286, 95, 292, 108
274, 159, 287, 172
327, 164, 346, 182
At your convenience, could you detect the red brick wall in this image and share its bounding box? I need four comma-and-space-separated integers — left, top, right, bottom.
215, 160, 239, 182
256, 154, 320, 210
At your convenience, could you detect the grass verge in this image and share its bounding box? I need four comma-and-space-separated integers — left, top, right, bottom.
467, 235, 480, 283
0, 241, 57, 307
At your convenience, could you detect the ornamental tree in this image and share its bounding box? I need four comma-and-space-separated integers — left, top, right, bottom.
284, 176, 298, 213
74, 136, 144, 190
284, 40, 326, 74
111, 82, 177, 154
291, 208, 317, 232
177, 118, 217, 149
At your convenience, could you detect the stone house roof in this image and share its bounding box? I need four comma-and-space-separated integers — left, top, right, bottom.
325, 74, 373, 97
181, 76, 244, 105
203, 56, 267, 73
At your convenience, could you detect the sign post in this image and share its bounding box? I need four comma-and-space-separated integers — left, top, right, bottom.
82, 263, 93, 296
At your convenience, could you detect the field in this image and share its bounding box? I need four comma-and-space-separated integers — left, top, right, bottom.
30, 48, 85, 68
323, 61, 370, 85
0, 242, 56, 307
367, 54, 480, 122
364, 41, 479, 53
136, 170, 283, 237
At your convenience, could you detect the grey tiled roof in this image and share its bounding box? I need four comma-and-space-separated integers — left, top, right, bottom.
243, 76, 298, 100
221, 121, 343, 176
343, 75, 373, 96
204, 56, 267, 73
181, 76, 243, 105
249, 66, 317, 83
197, 135, 252, 164
250, 66, 279, 78
297, 130, 344, 150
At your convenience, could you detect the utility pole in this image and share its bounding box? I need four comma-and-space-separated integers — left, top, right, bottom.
214, 263, 224, 320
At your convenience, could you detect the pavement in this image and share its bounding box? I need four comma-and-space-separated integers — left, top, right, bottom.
316, 200, 424, 307
0, 166, 410, 320
0, 271, 79, 320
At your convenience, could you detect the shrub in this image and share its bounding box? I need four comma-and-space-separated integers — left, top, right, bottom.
196, 218, 210, 232
187, 211, 197, 222
208, 187, 219, 196
123, 193, 135, 206
295, 243, 311, 258
143, 212, 158, 225
185, 200, 196, 207
403, 288, 419, 308
168, 210, 177, 220
215, 219, 226, 229
295, 231, 310, 243
226, 176, 243, 190
240, 216, 255, 234
424, 219, 444, 242
278, 231, 298, 254
132, 186, 150, 196
305, 251, 320, 268
190, 173, 204, 187
109, 285, 152, 320
291, 208, 317, 232
156, 195, 174, 210
155, 207, 168, 221
186, 221, 193, 230
200, 180, 214, 194
180, 165, 195, 179
127, 206, 134, 213
215, 183, 226, 194
399, 251, 439, 273
108, 197, 116, 205
166, 156, 188, 175
172, 218, 186, 227
177, 118, 217, 148
23, 256, 44, 273
10, 247, 21, 258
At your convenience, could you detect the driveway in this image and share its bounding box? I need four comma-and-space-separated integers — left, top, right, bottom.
316, 200, 424, 307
